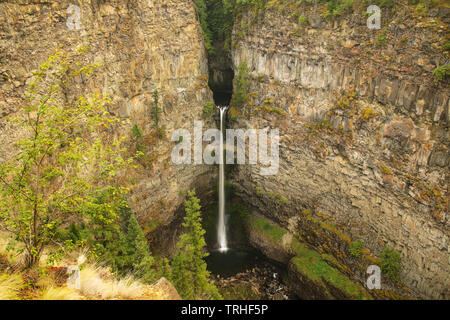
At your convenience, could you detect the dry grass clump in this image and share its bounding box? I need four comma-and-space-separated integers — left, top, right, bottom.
77, 265, 180, 300
0, 259, 175, 300
0, 273, 23, 300
0, 230, 179, 301
78, 266, 146, 300
38, 287, 82, 300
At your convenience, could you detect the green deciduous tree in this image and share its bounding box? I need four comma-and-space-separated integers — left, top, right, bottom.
170, 190, 222, 300
0, 46, 132, 268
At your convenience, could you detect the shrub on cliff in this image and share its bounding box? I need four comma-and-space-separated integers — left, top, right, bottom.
151, 90, 163, 133
231, 62, 250, 110
324, 0, 355, 18
432, 64, 450, 83
380, 247, 401, 281
298, 14, 308, 26
368, 0, 394, 8
194, 0, 214, 54
131, 124, 146, 160
202, 100, 215, 118
348, 239, 363, 258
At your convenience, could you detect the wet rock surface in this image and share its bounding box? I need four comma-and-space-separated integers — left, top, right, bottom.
213, 263, 297, 300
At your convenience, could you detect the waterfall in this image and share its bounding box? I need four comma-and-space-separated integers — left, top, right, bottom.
217, 105, 228, 253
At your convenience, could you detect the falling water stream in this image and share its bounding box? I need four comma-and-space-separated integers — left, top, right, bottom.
217, 105, 228, 252
206, 105, 297, 299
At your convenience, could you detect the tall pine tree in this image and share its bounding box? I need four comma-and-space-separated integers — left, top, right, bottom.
151, 89, 162, 129
170, 190, 222, 300
126, 214, 156, 282
102, 208, 157, 284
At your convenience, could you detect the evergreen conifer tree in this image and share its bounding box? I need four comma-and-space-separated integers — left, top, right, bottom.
102, 208, 156, 283
127, 214, 156, 282
151, 89, 162, 129
170, 190, 222, 300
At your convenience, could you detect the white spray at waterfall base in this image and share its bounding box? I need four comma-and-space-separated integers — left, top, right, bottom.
217, 105, 228, 253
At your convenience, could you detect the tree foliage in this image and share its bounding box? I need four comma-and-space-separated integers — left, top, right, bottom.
57, 190, 159, 283
348, 239, 363, 258
150, 89, 165, 139
170, 190, 222, 300
151, 89, 162, 129
380, 247, 401, 281
131, 124, 146, 160
202, 100, 215, 118
0, 46, 132, 268
194, 0, 214, 54
105, 209, 157, 283
231, 61, 250, 109
432, 64, 450, 83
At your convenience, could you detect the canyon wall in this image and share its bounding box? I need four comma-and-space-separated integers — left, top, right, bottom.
230, 4, 449, 299
0, 0, 448, 300
0, 0, 214, 252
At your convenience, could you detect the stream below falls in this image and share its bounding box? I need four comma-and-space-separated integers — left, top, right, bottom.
206, 248, 298, 300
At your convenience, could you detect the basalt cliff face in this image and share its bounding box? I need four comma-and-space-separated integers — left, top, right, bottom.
229, 4, 448, 299
0, 0, 448, 300
0, 0, 214, 253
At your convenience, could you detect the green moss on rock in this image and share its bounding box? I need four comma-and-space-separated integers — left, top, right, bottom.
291, 239, 372, 300
247, 214, 371, 300
248, 214, 287, 243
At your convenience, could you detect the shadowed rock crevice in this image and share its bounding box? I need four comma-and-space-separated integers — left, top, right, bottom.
208, 38, 234, 106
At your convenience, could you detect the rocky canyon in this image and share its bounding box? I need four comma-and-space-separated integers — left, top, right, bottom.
0, 0, 448, 300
